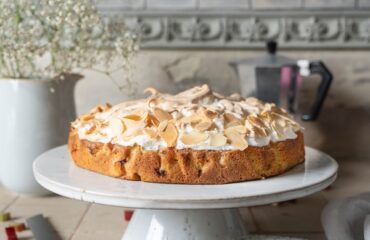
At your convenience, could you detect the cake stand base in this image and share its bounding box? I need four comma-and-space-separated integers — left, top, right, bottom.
33, 146, 337, 240
123, 209, 304, 240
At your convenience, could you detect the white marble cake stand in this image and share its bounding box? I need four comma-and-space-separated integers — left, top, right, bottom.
33, 145, 337, 240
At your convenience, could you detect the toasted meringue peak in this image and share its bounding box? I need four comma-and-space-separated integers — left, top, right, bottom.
72, 85, 301, 150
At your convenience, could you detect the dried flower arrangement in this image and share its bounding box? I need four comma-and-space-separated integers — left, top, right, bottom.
0, 0, 139, 92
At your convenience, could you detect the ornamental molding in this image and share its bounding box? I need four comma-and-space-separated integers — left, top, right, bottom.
102, 11, 370, 48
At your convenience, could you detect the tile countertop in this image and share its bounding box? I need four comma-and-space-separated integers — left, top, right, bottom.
1, 158, 369, 240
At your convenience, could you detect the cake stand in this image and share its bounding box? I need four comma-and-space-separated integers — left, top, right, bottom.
33, 146, 337, 240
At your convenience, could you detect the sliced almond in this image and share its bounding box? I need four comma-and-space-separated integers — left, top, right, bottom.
197, 107, 218, 123
157, 120, 168, 132
194, 121, 213, 132
226, 125, 247, 134
248, 115, 267, 129
290, 122, 301, 131
171, 110, 183, 120
122, 118, 145, 137
153, 108, 172, 122
218, 99, 234, 112
159, 122, 178, 147
276, 118, 287, 128
143, 128, 158, 139
254, 127, 269, 137
260, 111, 270, 119
233, 103, 243, 116
196, 106, 205, 115
180, 132, 207, 145
225, 120, 242, 128
108, 118, 125, 136
120, 132, 142, 141
129, 128, 143, 138
99, 121, 108, 128
105, 102, 112, 109
179, 114, 202, 124
209, 133, 227, 147
140, 111, 150, 125
147, 113, 160, 127
81, 114, 94, 121
271, 112, 299, 128
271, 121, 285, 138
224, 112, 240, 123
85, 125, 96, 135
122, 118, 139, 129
97, 131, 107, 137
203, 109, 218, 119
270, 105, 287, 115
224, 129, 248, 150
142, 111, 161, 127
130, 108, 146, 116
122, 114, 141, 121
91, 105, 104, 113
245, 120, 269, 138
245, 97, 261, 105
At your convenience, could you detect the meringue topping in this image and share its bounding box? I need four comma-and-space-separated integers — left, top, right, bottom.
72, 85, 301, 151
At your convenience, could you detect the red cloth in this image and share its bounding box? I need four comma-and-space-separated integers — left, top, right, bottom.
124, 210, 134, 221
5, 227, 17, 240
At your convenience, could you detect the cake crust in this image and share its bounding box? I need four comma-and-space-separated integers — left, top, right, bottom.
68, 127, 305, 184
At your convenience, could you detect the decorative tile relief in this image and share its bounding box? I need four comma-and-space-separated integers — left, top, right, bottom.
104, 12, 370, 48
345, 18, 370, 41
226, 17, 280, 42
285, 17, 341, 42
168, 17, 223, 43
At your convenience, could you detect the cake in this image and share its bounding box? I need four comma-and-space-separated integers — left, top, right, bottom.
68, 85, 305, 184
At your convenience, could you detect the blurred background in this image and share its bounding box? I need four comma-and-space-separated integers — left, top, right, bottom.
1, 0, 370, 239
80, 0, 370, 162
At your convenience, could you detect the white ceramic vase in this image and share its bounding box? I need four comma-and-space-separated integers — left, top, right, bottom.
0, 74, 81, 196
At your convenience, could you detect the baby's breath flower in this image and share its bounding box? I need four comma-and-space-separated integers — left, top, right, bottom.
0, 0, 140, 93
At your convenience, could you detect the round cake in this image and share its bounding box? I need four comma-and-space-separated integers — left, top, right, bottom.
68, 85, 305, 184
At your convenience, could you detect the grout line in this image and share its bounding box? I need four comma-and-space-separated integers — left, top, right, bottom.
255, 231, 325, 234
68, 203, 92, 240
1, 195, 19, 212
256, 231, 325, 235
248, 207, 261, 233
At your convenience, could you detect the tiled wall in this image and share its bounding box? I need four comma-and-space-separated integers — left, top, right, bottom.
97, 1, 370, 49
97, 0, 370, 10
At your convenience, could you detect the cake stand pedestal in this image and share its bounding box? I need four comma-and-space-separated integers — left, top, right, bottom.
33, 146, 337, 240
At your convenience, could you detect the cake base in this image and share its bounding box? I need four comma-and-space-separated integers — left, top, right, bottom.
68, 128, 304, 184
